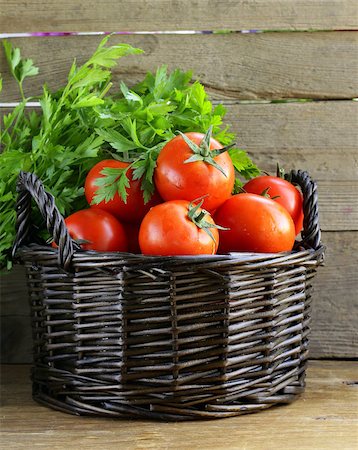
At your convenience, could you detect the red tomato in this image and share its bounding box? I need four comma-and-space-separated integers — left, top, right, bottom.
85, 159, 161, 223
154, 132, 235, 212
122, 221, 141, 254
63, 209, 128, 252
139, 200, 219, 256
243, 176, 304, 235
214, 194, 295, 253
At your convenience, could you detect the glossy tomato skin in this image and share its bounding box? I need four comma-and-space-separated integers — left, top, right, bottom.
154, 133, 235, 212
243, 176, 304, 235
85, 159, 161, 223
214, 194, 295, 253
139, 200, 219, 256
64, 209, 128, 252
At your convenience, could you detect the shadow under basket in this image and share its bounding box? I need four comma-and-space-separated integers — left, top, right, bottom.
12, 170, 324, 421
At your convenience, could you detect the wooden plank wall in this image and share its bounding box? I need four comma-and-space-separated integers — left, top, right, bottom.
0, 1, 357, 362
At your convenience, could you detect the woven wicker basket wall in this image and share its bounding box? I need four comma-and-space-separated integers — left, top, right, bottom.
12, 170, 324, 420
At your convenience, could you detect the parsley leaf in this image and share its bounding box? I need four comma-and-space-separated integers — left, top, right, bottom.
93, 167, 130, 204
0, 36, 259, 270
229, 148, 261, 180
3, 40, 39, 100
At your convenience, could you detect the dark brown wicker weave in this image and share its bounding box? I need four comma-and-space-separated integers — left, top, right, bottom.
12, 170, 324, 421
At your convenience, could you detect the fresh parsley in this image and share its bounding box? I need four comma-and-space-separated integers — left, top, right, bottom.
0, 36, 259, 270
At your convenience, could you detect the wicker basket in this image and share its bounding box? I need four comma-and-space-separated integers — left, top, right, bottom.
12, 170, 324, 421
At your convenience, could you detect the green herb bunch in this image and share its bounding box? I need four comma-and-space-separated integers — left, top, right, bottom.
0, 36, 259, 270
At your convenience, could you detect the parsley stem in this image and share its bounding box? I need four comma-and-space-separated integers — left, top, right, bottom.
19, 82, 26, 102
9, 101, 26, 142
99, 81, 113, 99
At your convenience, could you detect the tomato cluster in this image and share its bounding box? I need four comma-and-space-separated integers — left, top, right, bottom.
60, 130, 303, 256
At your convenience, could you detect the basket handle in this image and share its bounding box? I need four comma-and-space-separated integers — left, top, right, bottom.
12, 171, 79, 270
285, 169, 321, 250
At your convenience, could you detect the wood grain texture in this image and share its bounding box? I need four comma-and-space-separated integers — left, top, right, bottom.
1, 0, 357, 32
1, 361, 357, 449
309, 232, 358, 359
1, 100, 357, 181
1, 101, 357, 229
1, 32, 358, 102
0, 10, 357, 366
224, 101, 358, 182
1, 231, 357, 363
316, 181, 358, 231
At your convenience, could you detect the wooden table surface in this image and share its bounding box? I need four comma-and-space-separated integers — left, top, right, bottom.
1, 361, 357, 450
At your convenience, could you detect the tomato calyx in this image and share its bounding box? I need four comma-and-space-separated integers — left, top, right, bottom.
260, 187, 271, 198
276, 162, 285, 179
187, 197, 228, 243
235, 183, 282, 201
178, 126, 235, 177
262, 164, 285, 179
260, 187, 280, 200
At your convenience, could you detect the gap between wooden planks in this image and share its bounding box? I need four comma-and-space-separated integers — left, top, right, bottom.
0, 361, 357, 450
1, 0, 357, 31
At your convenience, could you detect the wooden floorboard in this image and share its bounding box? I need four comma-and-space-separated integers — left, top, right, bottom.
0, 361, 357, 449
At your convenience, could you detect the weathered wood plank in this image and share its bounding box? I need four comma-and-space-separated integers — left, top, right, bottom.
1, 361, 357, 449
1, 32, 357, 102
309, 232, 358, 359
0, 315, 32, 364
224, 101, 358, 181
1, 231, 357, 362
1, 101, 357, 181
1, 101, 357, 230
0, 265, 28, 316
228, 102, 358, 232
1, 0, 357, 32
315, 181, 358, 231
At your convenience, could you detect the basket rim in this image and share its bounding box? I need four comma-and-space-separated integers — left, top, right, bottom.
12, 170, 322, 271
17, 242, 325, 268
